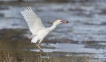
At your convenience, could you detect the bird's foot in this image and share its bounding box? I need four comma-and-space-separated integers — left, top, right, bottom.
40, 50, 44, 53
39, 50, 46, 55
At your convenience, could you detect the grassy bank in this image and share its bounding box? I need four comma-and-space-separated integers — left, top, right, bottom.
0, 29, 97, 62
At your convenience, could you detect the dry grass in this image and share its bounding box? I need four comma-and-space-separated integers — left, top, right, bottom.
0, 50, 90, 62
0, 51, 99, 62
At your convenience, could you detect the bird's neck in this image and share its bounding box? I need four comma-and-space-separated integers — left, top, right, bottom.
49, 23, 57, 32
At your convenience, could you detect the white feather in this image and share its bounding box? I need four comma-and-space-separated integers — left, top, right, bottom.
20, 7, 65, 44
20, 7, 45, 35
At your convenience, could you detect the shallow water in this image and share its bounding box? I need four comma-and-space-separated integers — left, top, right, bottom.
31, 43, 97, 53
30, 43, 106, 59
0, 2, 106, 41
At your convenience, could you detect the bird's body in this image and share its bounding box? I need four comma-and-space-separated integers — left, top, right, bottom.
31, 20, 61, 43
20, 7, 68, 52
31, 28, 50, 43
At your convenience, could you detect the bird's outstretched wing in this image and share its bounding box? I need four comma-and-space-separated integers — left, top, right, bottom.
20, 7, 45, 35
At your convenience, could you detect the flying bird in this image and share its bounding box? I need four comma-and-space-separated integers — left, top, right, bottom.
20, 7, 68, 52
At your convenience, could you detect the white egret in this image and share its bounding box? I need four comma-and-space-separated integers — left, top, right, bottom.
20, 7, 68, 52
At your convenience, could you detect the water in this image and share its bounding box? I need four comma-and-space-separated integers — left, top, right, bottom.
30, 43, 106, 60
31, 43, 97, 53
1, 2, 106, 41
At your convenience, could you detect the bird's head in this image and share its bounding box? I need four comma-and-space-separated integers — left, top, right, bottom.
53, 19, 69, 25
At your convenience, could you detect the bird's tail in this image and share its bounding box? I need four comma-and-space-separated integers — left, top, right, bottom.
31, 36, 38, 43
28, 35, 35, 39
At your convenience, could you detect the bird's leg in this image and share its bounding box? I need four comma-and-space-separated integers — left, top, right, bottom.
37, 44, 44, 53
36, 42, 44, 53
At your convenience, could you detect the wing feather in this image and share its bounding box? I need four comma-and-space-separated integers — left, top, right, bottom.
20, 7, 45, 35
